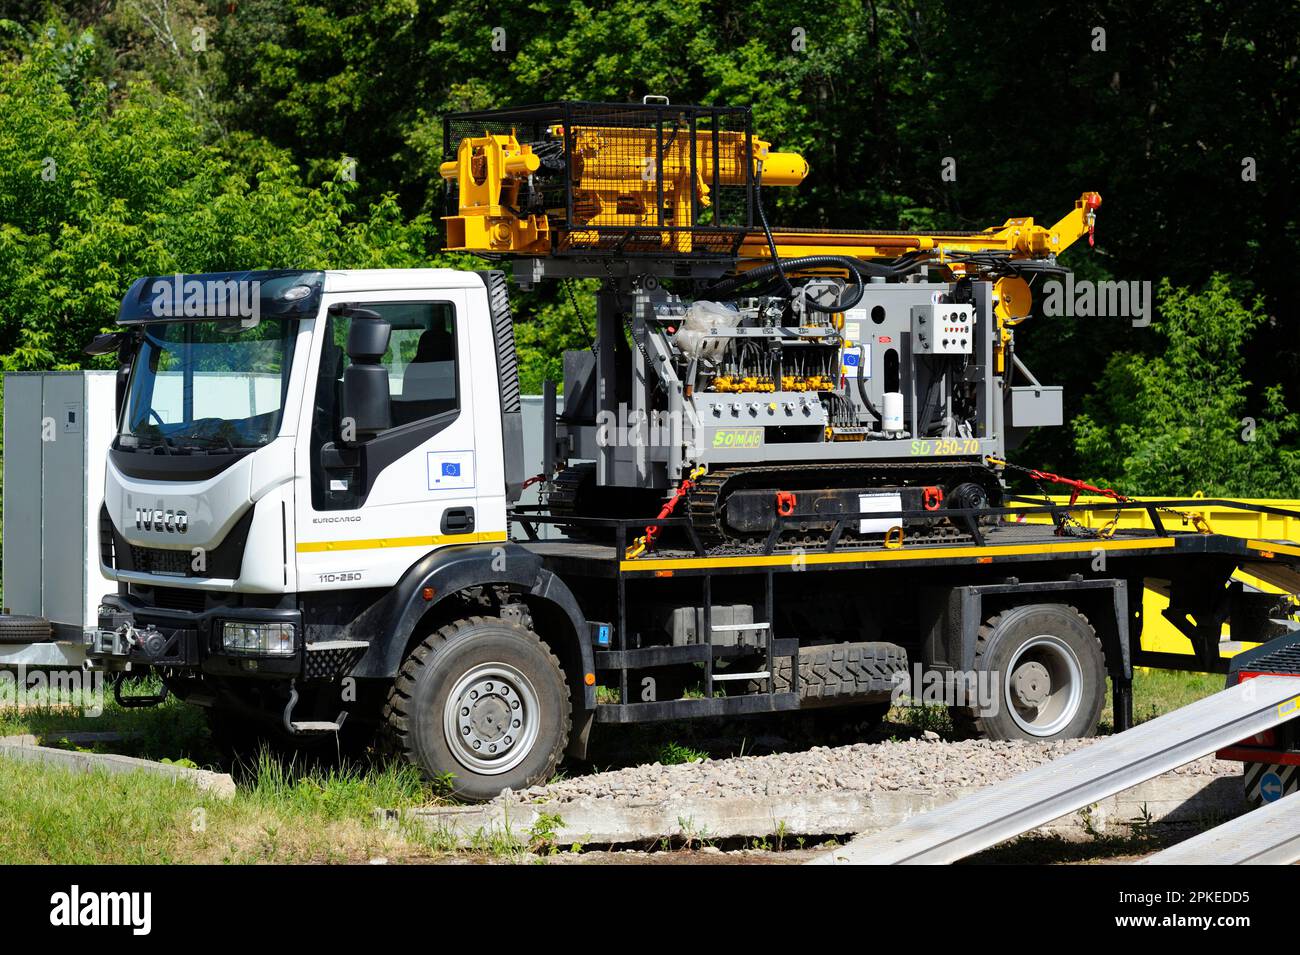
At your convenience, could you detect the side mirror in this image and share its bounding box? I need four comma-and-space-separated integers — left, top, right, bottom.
345, 310, 391, 361
84, 331, 126, 356
342, 365, 392, 440
340, 309, 392, 442
84, 330, 136, 421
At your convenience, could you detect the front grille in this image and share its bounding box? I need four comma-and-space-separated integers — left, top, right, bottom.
99, 505, 115, 567
149, 587, 207, 613
129, 546, 192, 577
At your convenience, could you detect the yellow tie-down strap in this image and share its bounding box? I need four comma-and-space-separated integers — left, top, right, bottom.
296, 530, 507, 553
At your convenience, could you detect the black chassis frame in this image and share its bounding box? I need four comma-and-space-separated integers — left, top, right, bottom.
512, 496, 1300, 731
97, 497, 1300, 753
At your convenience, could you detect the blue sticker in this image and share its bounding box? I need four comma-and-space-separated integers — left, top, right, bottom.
442, 462, 461, 477
843, 352, 860, 367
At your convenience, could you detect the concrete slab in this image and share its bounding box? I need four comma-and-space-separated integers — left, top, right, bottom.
0, 737, 235, 799
1, 731, 125, 747
386, 773, 1242, 849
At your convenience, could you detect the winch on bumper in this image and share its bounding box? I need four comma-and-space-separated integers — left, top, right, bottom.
88, 593, 306, 678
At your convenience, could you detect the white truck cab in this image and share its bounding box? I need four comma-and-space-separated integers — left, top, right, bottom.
89, 268, 577, 799
101, 268, 514, 596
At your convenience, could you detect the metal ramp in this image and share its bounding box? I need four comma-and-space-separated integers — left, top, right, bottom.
1140, 788, 1300, 865
810, 674, 1300, 865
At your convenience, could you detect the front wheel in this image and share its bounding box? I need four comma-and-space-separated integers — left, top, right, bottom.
950, 604, 1106, 741
384, 615, 571, 801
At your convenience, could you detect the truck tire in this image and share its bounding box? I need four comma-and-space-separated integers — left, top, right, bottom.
0, 615, 52, 644
755, 641, 906, 707
950, 604, 1105, 741
384, 615, 571, 801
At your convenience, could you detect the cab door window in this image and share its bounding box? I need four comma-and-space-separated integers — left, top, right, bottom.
311, 301, 458, 509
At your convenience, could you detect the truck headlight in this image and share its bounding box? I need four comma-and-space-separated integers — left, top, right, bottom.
222, 622, 296, 657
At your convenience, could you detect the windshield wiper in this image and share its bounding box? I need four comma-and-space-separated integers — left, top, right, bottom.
171, 433, 238, 453
125, 435, 173, 454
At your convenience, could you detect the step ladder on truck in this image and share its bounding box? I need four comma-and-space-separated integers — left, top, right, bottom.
78, 99, 1300, 802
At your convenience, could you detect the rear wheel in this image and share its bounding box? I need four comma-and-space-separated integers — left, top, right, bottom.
950, 604, 1105, 741
384, 615, 571, 801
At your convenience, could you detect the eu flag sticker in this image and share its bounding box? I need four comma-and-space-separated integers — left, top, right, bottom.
428, 451, 475, 490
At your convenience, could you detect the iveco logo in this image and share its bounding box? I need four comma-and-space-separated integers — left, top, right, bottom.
135, 508, 189, 533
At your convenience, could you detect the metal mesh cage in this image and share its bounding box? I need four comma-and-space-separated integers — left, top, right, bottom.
443, 102, 756, 257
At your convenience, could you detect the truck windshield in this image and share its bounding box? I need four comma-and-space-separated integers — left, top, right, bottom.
119, 319, 299, 451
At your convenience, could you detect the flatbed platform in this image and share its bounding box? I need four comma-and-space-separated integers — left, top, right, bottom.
521, 521, 1300, 580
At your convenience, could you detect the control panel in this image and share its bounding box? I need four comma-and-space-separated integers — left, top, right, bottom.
910, 303, 974, 355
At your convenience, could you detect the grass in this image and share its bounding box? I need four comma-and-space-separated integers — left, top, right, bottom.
1100, 668, 1224, 733
656, 740, 709, 765
0, 685, 466, 864
0, 679, 215, 765
0, 667, 1230, 864
0, 750, 456, 864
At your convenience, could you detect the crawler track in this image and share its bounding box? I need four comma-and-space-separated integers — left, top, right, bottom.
688, 461, 1001, 547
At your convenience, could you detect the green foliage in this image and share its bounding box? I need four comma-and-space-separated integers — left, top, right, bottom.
656, 740, 708, 764
0, 25, 433, 371
1073, 275, 1300, 496
0, 3, 1297, 496
513, 280, 596, 394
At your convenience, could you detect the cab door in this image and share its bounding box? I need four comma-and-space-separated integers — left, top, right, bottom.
294, 289, 489, 592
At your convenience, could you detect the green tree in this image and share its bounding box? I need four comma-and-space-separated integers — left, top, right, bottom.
0, 23, 434, 370
1073, 275, 1300, 497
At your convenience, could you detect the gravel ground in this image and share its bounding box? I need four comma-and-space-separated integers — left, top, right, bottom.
500, 735, 1238, 806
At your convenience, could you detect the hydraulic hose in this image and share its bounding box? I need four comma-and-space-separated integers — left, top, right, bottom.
710, 253, 869, 312
754, 165, 794, 299
855, 343, 881, 424
731, 162, 867, 314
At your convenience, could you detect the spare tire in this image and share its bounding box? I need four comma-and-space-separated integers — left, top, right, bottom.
0, 615, 53, 645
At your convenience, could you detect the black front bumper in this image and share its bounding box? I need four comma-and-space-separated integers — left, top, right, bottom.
89, 591, 303, 679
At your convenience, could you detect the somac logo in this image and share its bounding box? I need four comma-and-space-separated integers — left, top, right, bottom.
135, 507, 188, 533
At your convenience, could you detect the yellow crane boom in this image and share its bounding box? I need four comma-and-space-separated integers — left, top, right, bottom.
740, 192, 1101, 265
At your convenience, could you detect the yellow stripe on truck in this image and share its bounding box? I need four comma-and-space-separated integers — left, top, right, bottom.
619, 536, 1175, 574
296, 530, 507, 553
